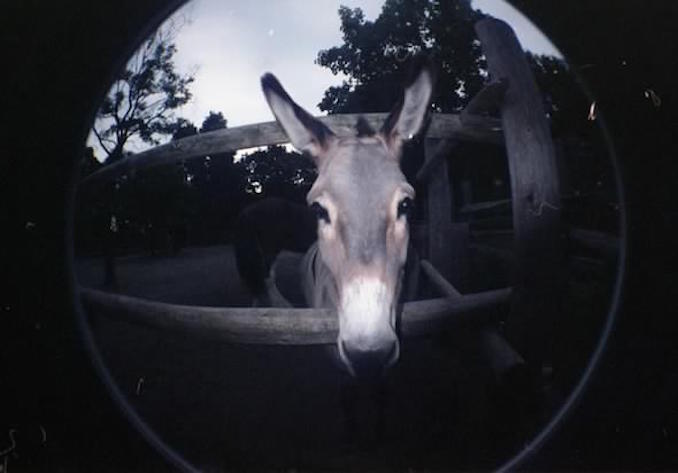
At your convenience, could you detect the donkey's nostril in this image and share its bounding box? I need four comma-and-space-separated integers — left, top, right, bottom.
341, 340, 399, 378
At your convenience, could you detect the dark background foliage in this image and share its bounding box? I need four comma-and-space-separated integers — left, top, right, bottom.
1, 0, 677, 470
76, 0, 605, 260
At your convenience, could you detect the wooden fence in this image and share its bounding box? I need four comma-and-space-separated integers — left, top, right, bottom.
80, 19, 574, 381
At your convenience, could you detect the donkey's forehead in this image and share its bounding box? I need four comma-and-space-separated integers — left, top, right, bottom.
311, 140, 408, 202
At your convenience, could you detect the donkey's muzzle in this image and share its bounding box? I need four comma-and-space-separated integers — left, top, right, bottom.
340, 339, 399, 378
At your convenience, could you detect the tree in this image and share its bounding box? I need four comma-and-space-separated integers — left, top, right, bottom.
316, 1, 584, 131
171, 118, 198, 141
170, 110, 242, 244
316, 1, 491, 186
199, 111, 227, 133
195, 111, 234, 190
91, 22, 194, 164
316, 0, 486, 115
316, 1, 612, 205
236, 145, 316, 202
152, 110, 243, 246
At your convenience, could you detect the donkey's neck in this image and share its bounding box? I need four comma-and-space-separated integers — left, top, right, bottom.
302, 243, 338, 309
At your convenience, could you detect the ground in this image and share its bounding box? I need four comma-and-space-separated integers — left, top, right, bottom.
73, 245, 564, 471
75, 245, 251, 308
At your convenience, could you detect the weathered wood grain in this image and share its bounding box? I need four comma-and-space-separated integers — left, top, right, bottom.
80, 113, 503, 186
460, 78, 508, 125
459, 198, 511, 215
425, 138, 455, 284
476, 18, 563, 375
416, 139, 457, 184
420, 259, 464, 299
79, 286, 512, 345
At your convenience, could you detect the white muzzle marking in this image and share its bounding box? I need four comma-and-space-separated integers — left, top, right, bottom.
337, 278, 399, 374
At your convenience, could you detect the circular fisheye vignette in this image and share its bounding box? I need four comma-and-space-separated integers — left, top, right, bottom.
494, 4, 627, 472
499, 104, 626, 473
68, 0, 199, 471
66, 1, 628, 471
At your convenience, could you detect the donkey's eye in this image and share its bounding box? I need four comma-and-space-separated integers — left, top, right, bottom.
310, 202, 331, 223
397, 197, 414, 219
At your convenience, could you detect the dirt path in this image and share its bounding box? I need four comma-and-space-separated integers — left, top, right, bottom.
75, 245, 251, 307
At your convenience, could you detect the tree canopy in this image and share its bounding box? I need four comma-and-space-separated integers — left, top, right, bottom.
236, 145, 315, 201
316, 0, 486, 114
315, 0, 614, 228
315, 0, 581, 135
77, 0, 615, 254
171, 118, 198, 141
91, 22, 194, 164
199, 111, 228, 133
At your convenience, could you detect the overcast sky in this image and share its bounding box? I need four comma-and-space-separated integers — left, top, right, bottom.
89, 0, 562, 158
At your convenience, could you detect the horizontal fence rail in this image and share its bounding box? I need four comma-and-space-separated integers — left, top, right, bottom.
80, 286, 513, 345
81, 113, 502, 186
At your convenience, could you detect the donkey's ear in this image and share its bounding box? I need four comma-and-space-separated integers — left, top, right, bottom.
381, 56, 435, 154
261, 73, 335, 162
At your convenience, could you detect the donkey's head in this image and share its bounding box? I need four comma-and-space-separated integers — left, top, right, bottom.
261, 60, 434, 377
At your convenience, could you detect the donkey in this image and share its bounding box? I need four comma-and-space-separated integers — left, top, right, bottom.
259, 58, 434, 379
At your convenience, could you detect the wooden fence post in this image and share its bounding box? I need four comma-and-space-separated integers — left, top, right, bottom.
475, 18, 563, 380
425, 139, 455, 284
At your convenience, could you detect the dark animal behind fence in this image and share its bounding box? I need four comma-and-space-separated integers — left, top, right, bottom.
234, 197, 317, 299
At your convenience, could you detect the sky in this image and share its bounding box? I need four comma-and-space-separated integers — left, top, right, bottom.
88, 0, 562, 159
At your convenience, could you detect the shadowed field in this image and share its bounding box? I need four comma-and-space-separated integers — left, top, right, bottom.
75, 245, 251, 307
74, 245, 519, 471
